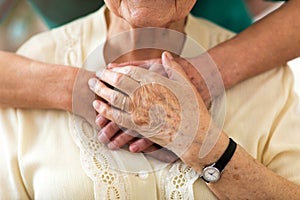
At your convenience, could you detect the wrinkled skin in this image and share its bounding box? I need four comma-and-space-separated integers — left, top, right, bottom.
89, 52, 210, 156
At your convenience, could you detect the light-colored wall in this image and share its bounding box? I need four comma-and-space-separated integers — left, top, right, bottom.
0, 0, 47, 51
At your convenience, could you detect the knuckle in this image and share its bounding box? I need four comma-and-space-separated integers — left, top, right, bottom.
119, 66, 135, 77
121, 133, 134, 141
101, 131, 110, 140
111, 92, 121, 105
94, 81, 102, 95
111, 138, 124, 148
143, 138, 153, 146
99, 119, 108, 127
125, 130, 137, 137
107, 122, 119, 133
112, 110, 122, 124
137, 139, 152, 150
98, 104, 106, 114
124, 66, 134, 74
96, 115, 107, 127
111, 132, 133, 148
112, 73, 123, 85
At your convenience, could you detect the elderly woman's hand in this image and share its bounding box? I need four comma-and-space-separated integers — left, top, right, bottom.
88, 52, 211, 157
98, 54, 218, 154
109, 55, 217, 108
89, 56, 179, 162
94, 58, 168, 153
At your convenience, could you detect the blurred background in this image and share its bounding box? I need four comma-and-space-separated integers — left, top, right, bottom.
0, 0, 299, 96
0, 0, 47, 51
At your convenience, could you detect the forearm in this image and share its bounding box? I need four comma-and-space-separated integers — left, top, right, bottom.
0, 51, 78, 111
183, 132, 300, 199
206, 0, 300, 89
210, 141, 300, 199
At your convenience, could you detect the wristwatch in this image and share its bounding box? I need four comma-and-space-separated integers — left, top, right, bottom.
201, 138, 237, 183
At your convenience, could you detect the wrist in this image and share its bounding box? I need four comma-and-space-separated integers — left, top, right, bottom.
206, 32, 259, 91
55, 66, 79, 112
207, 43, 241, 90
180, 127, 230, 173
40, 63, 79, 112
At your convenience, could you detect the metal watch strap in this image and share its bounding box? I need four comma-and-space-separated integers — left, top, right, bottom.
214, 138, 237, 173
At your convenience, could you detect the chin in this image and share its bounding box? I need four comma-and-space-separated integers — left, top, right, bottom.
129, 20, 168, 28
127, 9, 171, 28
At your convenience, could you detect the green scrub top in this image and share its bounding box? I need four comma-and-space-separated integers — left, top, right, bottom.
191, 0, 286, 32
191, 0, 252, 33
28, 0, 286, 32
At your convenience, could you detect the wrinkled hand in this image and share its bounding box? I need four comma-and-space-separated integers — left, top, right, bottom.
174, 55, 213, 107
88, 52, 211, 156
89, 58, 178, 162
111, 53, 220, 108
95, 58, 167, 153
100, 54, 214, 154
71, 68, 156, 153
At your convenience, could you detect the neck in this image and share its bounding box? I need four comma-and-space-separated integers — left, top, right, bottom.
104, 9, 187, 63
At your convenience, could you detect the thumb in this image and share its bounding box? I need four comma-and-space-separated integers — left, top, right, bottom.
162, 52, 188, 81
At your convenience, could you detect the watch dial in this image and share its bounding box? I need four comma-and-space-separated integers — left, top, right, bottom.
203, 166, 221, 183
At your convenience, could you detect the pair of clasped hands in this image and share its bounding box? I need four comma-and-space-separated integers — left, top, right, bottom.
88, 52, 212, 162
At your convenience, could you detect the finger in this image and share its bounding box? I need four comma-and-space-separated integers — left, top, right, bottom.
143, 146, 178, 163
108, 62, 147, 69
89, 78, 132, 112
111, 66, 159, 82
95, 69, 140, 95
113, 59, 165, 76
147, 63, 168, 77
161, 51, 189, 81
95, 114, 109, 128
110, 63, 167, 79
107, 130, 138, 150
93, 100, 136, 130
129, 138, 153, 153
107, 59, 161, 69
98, 122, 120, 144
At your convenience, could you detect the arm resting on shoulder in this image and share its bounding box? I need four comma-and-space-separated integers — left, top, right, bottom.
206, 0, 300, 89
0, 51, 78, 111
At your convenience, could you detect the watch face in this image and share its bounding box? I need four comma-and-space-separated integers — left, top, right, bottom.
202, 166, 221, 183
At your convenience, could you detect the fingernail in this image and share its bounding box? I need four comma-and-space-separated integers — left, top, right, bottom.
162, 52, 173, 69
88, 78, 97, 90
163, 52, 173, 61
129, 144, 139, 153
96, 69, 105, 78
93, 100, 101, 110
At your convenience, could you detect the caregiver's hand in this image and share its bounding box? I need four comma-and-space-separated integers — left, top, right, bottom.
89, 52, 211, 158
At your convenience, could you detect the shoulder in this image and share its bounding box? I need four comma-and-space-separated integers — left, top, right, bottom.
16, 30, 55, 63
186, 15, 235, 50
17, 6, 107, 66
